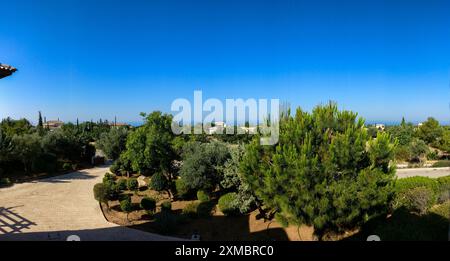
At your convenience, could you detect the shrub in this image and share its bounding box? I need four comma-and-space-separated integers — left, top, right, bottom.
110, 161, 121, 175
218, 193, 239, 216
0, 177, 12, 187
430, 201, 450, 218
103, 180, 119, 200
182, 202, 199, 218
140, 196, 157, 214
432, 160, 450, 168
394, 145, 411, 162
120, 197, 133, 220
93, 183, 109, 206
395, 176, 439, 195
197, 190, 210, 202
403, 186, 435, 215
427, 151, 438, 160
150, 172, 170, 192
437, 176, 450, 203
161, 200, 172, 211
116, 179, 127, 191
175, 178, 193, 199
62, 162, 72, 171
127, 178, 138, 191
103, 172, 115, 183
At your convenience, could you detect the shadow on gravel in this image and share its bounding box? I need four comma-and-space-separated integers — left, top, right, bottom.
0, 206, 37, 234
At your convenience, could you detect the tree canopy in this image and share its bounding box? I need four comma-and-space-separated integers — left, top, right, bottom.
240, 102, 397, 238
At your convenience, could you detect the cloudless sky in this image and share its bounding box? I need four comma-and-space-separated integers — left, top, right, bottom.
1, 0, 449, 125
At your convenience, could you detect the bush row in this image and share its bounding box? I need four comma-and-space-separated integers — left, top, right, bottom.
393, 176, 450, 214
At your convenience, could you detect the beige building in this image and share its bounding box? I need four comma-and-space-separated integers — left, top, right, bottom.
44, 120, 64, 130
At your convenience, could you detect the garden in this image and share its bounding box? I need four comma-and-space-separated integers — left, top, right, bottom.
92, 105, 450, 241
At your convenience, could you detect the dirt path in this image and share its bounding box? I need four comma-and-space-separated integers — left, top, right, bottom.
0, 166, 180, 241
397, 167, 450, 179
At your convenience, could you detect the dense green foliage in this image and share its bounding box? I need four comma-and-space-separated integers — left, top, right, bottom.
196, 190, 210, 202
140, 196, 157, 214
161, 200, 172, 211
120, 197, 133, 220
93, 183, 109, 206
175, 178, 193, 199
126, 178, 138, 191
218, 192, 240, 216
96, 127, 129, 160
122, 112, 177, 175
0, 116, 107, 179
393, 176, 450, 212
116, 178, 127, 191
150, 172, 171, 194
219, 144, 255, 214
178, 141, 229, 192
240, 103, 397, 238
416, 117, 443, 146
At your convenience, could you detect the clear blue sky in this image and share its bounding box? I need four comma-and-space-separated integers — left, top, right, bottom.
1, 0, 449, 125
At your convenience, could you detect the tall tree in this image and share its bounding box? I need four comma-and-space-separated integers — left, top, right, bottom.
37, 111, 44, 135
96, 127, 129, 160
416, 117, 443, 145
240, 102, 397, 239
123, 111, 178, 195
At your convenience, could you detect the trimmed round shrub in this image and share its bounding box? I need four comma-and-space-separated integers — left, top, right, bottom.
127, 178, 138, 191
110, 161, 121, 175
120, 197, 133, 219
116, 179, 127, 191
103, 172, 115, 183
103, 180, 119, 200
403, 186, 435, 215
197, 190, 210, 202
141, 196, 157, 213
161, 200, 172, 211
150, 172, 169, 192
182, 202, 199, 218
218, 193, 239, 216
175, 178, 193, 199
93, 183, 108, 204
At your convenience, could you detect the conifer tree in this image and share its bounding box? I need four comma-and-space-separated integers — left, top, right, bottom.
240, 102, 397, 239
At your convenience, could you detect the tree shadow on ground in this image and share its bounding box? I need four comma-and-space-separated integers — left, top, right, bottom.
343, 207, 449, 241
31, 170, 99, 184
129, 210, 290, 241
0, 206, 37, 234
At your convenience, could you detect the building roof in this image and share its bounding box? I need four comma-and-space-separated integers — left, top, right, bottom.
0, 63, 17, 79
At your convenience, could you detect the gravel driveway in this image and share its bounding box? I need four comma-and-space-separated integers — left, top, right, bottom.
0, 166, 180, 241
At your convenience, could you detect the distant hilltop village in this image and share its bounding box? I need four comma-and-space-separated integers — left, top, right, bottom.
42, 118, 130, 130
